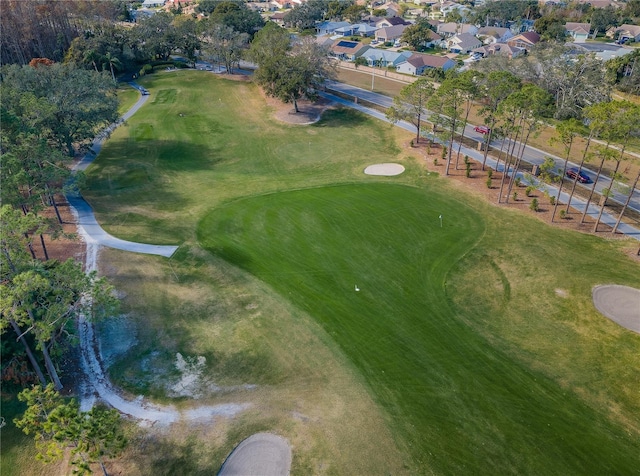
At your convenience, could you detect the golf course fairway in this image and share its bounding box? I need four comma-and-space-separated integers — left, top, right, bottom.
198, 183, 639, 474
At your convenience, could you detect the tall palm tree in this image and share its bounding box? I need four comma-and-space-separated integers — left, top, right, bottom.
102, 52, 122, 81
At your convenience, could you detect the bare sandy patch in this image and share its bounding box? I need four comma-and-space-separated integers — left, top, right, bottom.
592, 285, 640, 333
218, 433, 291, 476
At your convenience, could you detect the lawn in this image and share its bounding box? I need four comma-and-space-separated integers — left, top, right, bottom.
71, 70, 640, 474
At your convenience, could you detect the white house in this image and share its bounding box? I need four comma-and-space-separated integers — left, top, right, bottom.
476, 26, 513, 44
360, 49, 413, 67
142, 0, 165, 7
447, 33, 481, 53
436, 22, 478, 38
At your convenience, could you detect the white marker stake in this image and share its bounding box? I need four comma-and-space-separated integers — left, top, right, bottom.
355, 285, 360, 292
439, 214, 443, 228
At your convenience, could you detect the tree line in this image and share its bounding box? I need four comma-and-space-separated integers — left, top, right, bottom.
387, 70, 640, 234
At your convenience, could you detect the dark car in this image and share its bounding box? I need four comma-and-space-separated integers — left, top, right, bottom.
566, 167, 591, 183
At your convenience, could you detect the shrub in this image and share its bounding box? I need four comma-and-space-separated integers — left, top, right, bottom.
464, 155, 470, 165
549, 195, 556, 205
530, 198, 539, 211
515, 177, 521, 187
410, 139, 414, 147
466, 163, 471, 178
559, 209, 567, 219
525, 186, 534, 197
487, 169, 493, 179
433, 157, 439, 166
441, 146, 447, 160
486, 176, 492, 189
513, 191, 518, 201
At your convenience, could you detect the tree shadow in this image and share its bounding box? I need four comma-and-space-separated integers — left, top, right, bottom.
312, 107, 370, 128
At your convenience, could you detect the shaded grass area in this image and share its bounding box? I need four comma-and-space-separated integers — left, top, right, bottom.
198, 183, 640, 474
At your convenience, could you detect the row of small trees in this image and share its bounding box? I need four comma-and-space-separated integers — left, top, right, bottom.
386, 71, 640, 234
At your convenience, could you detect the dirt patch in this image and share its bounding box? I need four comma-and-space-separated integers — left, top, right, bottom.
592, 285, 640, 333
259, 89, 333, 125
218, 433, 292, 476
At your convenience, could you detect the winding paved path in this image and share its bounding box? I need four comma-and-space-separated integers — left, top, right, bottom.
67, 84, 179, 257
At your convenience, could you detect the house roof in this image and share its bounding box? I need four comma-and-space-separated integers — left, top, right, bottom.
270, 12, 286, 20
362, 49, 412, 63
510, 31, 540, 45
437, 22, 476, 35
565, 22, 591, 34
406, 53, 453, 69
317, 21, 351, 31
387, 16, 409, 26
330, 39, 370, 55
352, 23, 379, 34
376, 24, 409, 39
615, 24, 640, 36
477, 26, 509, 38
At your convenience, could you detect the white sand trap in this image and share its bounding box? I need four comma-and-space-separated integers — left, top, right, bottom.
592, 285, 640, 334
364, 163, 405, 176
218, 433, 291, 476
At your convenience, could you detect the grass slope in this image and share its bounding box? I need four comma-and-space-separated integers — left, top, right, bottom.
198, 183, 640, 474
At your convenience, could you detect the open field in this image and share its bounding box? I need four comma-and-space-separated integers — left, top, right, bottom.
116, 83, 140, 116
6, 70, 639, 475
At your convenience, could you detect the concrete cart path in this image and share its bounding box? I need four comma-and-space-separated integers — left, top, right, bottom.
67, 83, 179, 258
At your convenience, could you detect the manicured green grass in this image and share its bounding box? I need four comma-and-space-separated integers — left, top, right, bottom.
116, 84, 139, 116
76, 71, 640, 474
198, 183, 640, 474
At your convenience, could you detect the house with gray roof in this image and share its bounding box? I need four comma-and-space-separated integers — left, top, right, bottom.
360, 49, 413, 67
446, 33, 481, 53
316, 21, 351, 36
396, 53, 456, 75
375, 24, 409, 42
472, 43, 523, 59
436, 22, 478, 38
476, 26, 513, 44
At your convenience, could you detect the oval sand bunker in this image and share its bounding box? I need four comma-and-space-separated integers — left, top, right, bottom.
592, 285, 640, 334
218, 433, 291, 476
364, 163, 405, 176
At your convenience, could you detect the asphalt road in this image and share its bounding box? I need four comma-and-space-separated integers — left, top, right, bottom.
325, 81, 640, 214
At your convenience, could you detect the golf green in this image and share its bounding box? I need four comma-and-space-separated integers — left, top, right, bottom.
198, 183, 639, 474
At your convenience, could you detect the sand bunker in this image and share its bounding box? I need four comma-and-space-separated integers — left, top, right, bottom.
592, 285, 640, 334
218, 433, 292, 476
364, 163, 405, 176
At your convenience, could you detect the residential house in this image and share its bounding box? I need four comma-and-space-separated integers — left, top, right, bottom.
362, 15, 384, 26
316, 21, 352, 36
334, 24, 358, 36
352, 23, 379, 37
472, 43, 523, 59
446, 33, 481, 53
420, 30, 443, 48
329, 39, 371, 61
142, 0, 165, 7
577, 0, 622, 8
507, 31, 540, 50
377, 2, 400, 17
476, 26, 513, 44
606, 24, 640, 42
439, 1, 470, 18
361, 49, 413, 67
376, 17, 410, 29
375, 24, 409, 43
396, 53, 456, 75
269, 11, 287, 25
315, 35, 334, 49
436, 22, 478, 38
564, 22, 591, 43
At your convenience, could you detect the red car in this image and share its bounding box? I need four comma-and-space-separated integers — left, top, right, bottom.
474, 125, 490, 134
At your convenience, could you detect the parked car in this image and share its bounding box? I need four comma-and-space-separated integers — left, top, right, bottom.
474, 125, 490, 134
566, 167, 591, 183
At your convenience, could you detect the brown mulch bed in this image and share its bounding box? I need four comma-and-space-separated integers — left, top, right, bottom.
404, 139, 640, 261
